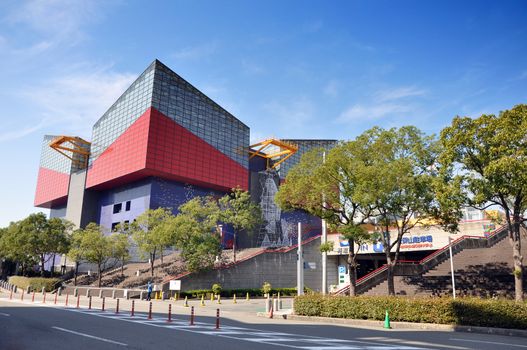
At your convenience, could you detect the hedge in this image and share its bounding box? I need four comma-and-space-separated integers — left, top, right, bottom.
293, 295, 527, 330
8, 276, 62, 292
179, 287, 300, 298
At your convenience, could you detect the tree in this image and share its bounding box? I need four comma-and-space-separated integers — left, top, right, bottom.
110, 225, 131, 276
0, 222, 35, 275
67, 229, 84, 286
1, 213, 71, 276
219, 187, 262, 262
168, 197, 222, 272
276, 146, 372, 296
354, 126, 443, 296
131, 208, 173, 276
439, 104, 527, 302
79, 223, 112, 287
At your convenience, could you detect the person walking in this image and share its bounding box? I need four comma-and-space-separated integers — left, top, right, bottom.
147, 281, 153, 301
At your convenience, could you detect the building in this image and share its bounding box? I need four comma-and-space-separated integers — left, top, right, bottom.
34, 59, 333, 261
35, 60, 496, 291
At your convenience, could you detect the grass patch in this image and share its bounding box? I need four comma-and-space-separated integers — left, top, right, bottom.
8, 276, 61, 292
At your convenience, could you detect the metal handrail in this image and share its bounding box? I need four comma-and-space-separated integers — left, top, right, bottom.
332, 225, 508, 295
163, 235, 323, 283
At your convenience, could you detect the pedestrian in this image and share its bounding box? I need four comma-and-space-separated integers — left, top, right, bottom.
147, 281, 152, 301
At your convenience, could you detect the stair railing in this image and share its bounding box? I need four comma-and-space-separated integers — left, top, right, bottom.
332, 225, 509, 295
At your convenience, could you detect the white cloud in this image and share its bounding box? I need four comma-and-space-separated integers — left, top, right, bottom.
337, 103, 411, 122
17, 67, 136, 139
5, 0, 100, 46
336, 85, 427, 123
375, 86, 427, 102
172, 42, 218, 60
0, 121, 46, 142
265, 97, 314, 124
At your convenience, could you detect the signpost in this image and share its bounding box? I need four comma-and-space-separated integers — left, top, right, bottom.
169, 280, 181, 300
169, 280, 181, 291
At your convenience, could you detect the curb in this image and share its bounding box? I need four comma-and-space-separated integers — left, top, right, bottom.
284, 315, 527, 338
256, 311, 289, 319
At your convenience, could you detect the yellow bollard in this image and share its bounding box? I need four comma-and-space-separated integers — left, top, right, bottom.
210, 293, 214, 302
233, 294, 237, 304
246, 292, 250, 301
200, 294, 205, 307
184, 296, 189, 307
217, 294, 221, 304
174, 292, 178, 301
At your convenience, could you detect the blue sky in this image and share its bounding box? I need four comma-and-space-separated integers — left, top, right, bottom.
0, 0, 526, 227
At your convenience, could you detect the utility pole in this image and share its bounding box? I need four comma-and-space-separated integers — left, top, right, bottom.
297, 222, 304, 296
321, 151, 327, 295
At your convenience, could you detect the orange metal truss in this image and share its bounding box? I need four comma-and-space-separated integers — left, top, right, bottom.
49, 136, 91, 170
248, 138, 298, 170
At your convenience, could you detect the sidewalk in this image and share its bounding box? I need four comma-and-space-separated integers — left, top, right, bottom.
0, 287, 294, 325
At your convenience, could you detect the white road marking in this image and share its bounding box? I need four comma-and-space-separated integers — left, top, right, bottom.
79, 309, 427, 349
450, 338, 527, 348
0, 300, 425, 350
362, 337, 470, 349
52, 326, 128, 346
0, 312, 10, 316
286, 347, 362, 350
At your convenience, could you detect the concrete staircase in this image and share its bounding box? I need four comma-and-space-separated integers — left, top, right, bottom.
364, 233, 527, 297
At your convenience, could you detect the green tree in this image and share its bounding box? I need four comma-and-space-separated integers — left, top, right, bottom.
354, 126, 444, 296
0, 222, 34, 275
79, 223, 112, 287
276, 147, 372, 296
169, 197, 222, 272
67, 228, 85, 286
277, 128, 452, 296
130, 208, 173, 276
110, 226, 131, 276
3, 213, 71, 276
439, 104, 527, 302
219, 187, 261, 263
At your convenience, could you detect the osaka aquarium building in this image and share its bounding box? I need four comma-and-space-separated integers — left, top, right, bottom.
34, 59, 336, 256
35, 60, 504, 293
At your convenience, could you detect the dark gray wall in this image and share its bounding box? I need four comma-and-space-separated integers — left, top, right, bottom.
167, 237, 338, 292
64, 170, 99, 228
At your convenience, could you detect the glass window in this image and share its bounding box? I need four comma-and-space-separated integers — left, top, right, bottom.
113, 203, 122, 214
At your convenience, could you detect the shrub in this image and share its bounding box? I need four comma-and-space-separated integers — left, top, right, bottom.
179, 287, 300, 298
211, 283, 222, 295
8, 276, 62, 292
262, 281, 272, 295
293, 295, 527, 330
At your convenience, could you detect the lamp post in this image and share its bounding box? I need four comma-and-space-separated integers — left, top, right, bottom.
216, 224, 223, 265
448, 235, 456, 299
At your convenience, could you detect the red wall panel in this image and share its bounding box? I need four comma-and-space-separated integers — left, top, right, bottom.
86, 109, 150, 189
34, 167, 70, 208
147, 108, 248, 191
86, 107, 248, 191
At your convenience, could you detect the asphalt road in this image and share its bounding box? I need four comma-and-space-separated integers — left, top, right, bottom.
1, 297, 527, 350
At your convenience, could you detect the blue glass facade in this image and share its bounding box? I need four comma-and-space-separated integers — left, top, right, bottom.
278, 139, 337, 178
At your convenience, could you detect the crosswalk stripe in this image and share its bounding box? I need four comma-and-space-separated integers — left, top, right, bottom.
0, 297, 427, 350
